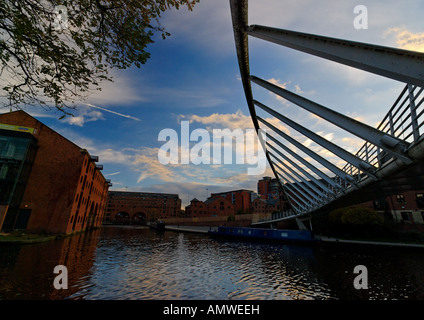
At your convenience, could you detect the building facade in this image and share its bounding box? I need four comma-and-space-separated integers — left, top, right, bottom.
251, 197, 281, 214
185, 196, 235, 217
360, 190, 424, 225
104, 191, 182, 223
0, 111, 110, 234
210, 189, 256, 214
257, 176, 280, 200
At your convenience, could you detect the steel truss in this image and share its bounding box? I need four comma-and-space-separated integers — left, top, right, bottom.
230, 0, 424, 220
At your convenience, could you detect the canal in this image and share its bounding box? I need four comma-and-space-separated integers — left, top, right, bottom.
0, 225, 423, 300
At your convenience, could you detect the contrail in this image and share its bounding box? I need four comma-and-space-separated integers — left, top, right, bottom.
85, 103, 141, 121
105, 172, 121, 176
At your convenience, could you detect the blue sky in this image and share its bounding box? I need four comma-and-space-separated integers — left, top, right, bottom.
2, 0, 424, 207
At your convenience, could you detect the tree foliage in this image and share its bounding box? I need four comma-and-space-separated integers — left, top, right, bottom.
329, 207, 384, 226
0, 0, 198, 116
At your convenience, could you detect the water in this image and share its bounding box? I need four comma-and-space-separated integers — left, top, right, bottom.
0, 225, 423, 300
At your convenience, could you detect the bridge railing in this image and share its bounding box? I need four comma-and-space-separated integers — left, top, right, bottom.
230, 0, 424, 218
341, 84, 424, 183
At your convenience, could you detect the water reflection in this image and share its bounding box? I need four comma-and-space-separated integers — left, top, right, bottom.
0, 228, 101, 299
0, 226, 423, 300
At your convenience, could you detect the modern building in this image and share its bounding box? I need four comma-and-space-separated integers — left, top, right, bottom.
257, 176, 280, 200
0, 110, 111, 234
104, 191, 182, 223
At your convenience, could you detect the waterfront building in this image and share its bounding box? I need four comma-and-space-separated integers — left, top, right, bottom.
185, 197, 235, 218
0, 110, 110, 234
204, 196, 235, 217
104, 191, 182, 223
251, 197, 281, 214
210, 189, 257, 214
361, 190, 424, 225
185, 198, 207, 217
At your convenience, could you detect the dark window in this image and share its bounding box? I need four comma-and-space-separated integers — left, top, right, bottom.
401, 212, 410, 222
416, 193, 424, 208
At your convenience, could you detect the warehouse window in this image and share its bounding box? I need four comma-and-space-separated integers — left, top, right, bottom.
396, 194, 405, 203
416, 193, 424, 208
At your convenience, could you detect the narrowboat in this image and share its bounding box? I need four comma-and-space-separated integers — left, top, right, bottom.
208, 226, 317, 244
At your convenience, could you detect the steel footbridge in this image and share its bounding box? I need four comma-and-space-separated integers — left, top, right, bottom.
229, 0, 424, 225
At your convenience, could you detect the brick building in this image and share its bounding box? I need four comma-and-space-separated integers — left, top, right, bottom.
210, 189, 256, 214
257, 176, 291, 213
257, 176, 280, 200
0, 110, 110, 234
185, 196, 235, 217
281, 179, 424, 225
104, 191, 182, 223
359, 190, 424, 225
251, 197, 281, 214
185, 198, 207, 217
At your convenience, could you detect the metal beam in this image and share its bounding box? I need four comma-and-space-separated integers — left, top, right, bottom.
270, 151, 326, 202
272, 161, 322, 209
408, 84, 420, 142
275, 172, 313, 211
267, 143, 331, 198
266, 133, 343, 191
284, 191, 306, 213
230, 0, 287, 196
251, 76, 413, 164
247, 24, 424, 87
257, 116, 355, 184
254, 100, 378, 177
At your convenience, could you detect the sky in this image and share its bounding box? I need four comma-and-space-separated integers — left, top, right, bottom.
2, 0, 424, 208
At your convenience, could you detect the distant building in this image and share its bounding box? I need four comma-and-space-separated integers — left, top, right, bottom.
210, 189, 256, 214
258, 176, 291, 213
0, 110, 110, 234
251, 197, 281, 214
185, 198, 207, 217
205, 196, 235, 217
104, 191, 182, 223
257, 176, 280, 200
185, 196, 235, 217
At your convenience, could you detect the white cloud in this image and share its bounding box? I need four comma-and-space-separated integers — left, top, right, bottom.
86, 74, 147, 106
61, 107, 104, 127
385, 28, 424, 52
182, 109, 253, 131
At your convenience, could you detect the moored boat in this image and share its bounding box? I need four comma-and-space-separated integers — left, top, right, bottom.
208, 226, 317, 244
149, 220, 166, 231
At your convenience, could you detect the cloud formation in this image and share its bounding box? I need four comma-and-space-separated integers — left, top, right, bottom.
386, 28, 424, 52
61, 107, 104, 127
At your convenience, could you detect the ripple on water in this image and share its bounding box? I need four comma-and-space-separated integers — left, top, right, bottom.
4, 226, 421, 300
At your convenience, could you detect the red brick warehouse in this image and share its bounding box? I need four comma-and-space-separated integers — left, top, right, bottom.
104, 191, 183, 223
0, 111, 111, 234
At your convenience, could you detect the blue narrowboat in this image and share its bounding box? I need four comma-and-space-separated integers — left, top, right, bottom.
208, 226, 317, 243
